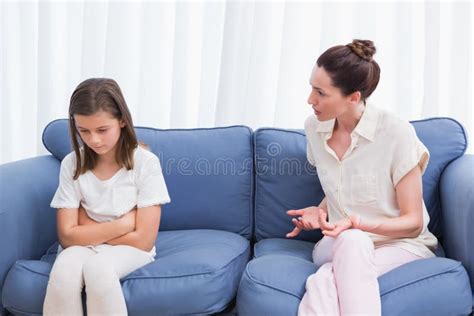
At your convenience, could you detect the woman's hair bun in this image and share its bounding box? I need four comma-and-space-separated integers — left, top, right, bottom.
346, 39, 376, 62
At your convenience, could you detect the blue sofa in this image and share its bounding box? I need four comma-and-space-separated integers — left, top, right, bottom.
0, 117, 472, 315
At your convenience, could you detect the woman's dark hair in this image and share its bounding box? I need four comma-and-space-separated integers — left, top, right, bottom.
68, 78, 138, 180
317, 39, 380, 103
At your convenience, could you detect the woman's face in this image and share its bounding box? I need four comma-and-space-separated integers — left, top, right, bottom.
74, 110, 125, 158
307, 66, 353, 121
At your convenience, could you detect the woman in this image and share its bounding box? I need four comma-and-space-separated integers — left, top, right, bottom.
286, 39, 437, 315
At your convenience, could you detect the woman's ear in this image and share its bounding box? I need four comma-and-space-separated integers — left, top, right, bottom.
348, 91, 361, 105
119, 120, 126, 128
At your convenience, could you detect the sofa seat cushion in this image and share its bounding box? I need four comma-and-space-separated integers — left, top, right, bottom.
254, 237, 314, 261
3, 229, 250, 315
237, 238, 471, 316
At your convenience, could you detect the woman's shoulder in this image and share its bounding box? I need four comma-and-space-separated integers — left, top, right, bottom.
375, 108, 415, 139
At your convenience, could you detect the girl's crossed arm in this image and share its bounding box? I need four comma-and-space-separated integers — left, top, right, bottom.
106, 205, 161, 252
78, 205, 161, 252
57, 208, 135, 249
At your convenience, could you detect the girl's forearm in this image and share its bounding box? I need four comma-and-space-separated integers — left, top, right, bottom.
59, 220, 131, 248
355, 213, 422, 238
106, 231, 154, 252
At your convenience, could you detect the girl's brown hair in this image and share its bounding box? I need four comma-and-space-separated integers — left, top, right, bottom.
317, 39, 380, 103
68, 78, 138, 180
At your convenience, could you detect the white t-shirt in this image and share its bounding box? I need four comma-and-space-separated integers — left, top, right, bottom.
305, 103, 437, 258
50, 145, 171, 257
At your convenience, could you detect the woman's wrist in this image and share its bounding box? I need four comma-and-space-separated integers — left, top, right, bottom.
350, 214, 362, 230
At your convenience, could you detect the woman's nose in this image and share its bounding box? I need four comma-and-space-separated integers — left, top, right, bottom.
308, 91, 317, 105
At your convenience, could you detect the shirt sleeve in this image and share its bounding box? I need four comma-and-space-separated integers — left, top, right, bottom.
391, 124, 430, 187
50, 154, 82, 209
137, 155, 171, 208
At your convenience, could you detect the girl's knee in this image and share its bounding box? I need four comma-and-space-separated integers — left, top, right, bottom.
83, 257, 120, 296
83, 256, 118, 285
50, 246, 91, 281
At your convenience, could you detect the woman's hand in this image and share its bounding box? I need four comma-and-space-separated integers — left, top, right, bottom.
286, 206, 331, 238
321, 214, 361, 237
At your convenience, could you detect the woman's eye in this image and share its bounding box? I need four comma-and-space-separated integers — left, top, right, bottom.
318, 91, 325, 96
98, 130, 108, 133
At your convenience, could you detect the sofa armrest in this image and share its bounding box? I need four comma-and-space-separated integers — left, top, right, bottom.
0, 155, 60, 311
440, 154, 474, 292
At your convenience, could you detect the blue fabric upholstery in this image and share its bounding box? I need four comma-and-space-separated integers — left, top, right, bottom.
254, 118, 467, 242
254, 128, 325, 242
1, 121, 253, 315
237, 239, 472, 316
440, 154, 474, 297
241, 118, 472, 315
411, 118, 468, 237
0, 156, 60, 314
1, 117, 472, 315
42, 119, 254, 238
3, 230, 250, 315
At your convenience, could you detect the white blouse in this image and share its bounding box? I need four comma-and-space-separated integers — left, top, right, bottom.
305, 104, 437, 258
50, 145, 171, 257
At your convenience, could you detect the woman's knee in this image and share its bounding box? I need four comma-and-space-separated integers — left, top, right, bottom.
333, 229, 373, 250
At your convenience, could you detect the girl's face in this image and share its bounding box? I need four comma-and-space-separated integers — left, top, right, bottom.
307, 66, 356, 121
74, 110, 125, 159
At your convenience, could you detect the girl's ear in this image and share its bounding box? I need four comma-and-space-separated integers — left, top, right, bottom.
119, 120, 126, 128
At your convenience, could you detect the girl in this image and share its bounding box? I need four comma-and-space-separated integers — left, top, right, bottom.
286, 40, 437, 315
43, 78, 170, 316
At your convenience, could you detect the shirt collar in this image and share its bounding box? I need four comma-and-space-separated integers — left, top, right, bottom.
315, 103, 379, 142
315, 118, 336, 133
353, 103, 378, 142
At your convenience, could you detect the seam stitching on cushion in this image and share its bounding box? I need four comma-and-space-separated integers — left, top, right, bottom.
16, 262, 51, 277
3, 305, 42, 315
253, 132, 260, 243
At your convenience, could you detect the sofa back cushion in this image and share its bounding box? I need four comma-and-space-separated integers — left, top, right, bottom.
43, 119, 254, 239
254, 118, 467, 242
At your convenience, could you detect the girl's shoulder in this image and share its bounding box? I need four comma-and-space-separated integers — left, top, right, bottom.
61, 151, 78, 168
133, 145, 160, 168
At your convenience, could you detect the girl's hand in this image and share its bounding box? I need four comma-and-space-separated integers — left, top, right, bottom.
286, 206, 329, 238
78, 206, 97, 226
